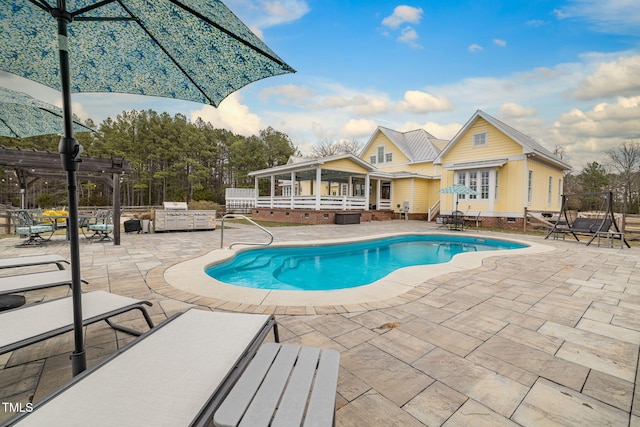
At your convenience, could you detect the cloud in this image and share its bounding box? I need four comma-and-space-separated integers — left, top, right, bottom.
550, 96, 640, 167
381, 5, 423, 29
259, 84, 315, 105
398, 27, 422, 49
499, 102, 537, 118
468, 44, 483, 53
553, 0, 640, 34
189, 92, 263, 136
526, 19, 546, 27
573, 55, 640, 100
340, 119, 378, 138
493, 38, 507, 47
399, 120, 462, 140
398, 90, 453, 113
224, 0, 310, 33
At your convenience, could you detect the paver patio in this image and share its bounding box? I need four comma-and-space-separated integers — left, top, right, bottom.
0, 220, 638, 426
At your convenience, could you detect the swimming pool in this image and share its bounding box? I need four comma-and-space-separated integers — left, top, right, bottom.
206, 235, 526, 291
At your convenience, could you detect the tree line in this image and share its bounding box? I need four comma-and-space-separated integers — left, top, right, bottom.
0, 110, 298, 208
562, 141, 640, 214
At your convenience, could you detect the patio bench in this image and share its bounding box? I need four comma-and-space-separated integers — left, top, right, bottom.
3, 309, 279, 427
0, 254, 68, 271
214, 342, 340, 427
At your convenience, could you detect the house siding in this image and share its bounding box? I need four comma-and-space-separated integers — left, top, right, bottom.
445, 117, 523, 162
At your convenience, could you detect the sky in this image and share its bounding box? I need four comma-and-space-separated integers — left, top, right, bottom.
2, 0, 640, 170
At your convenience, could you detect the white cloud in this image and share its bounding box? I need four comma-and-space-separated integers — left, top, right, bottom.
573, 55, 640, 100
553, 0, 640, 34
499, 102, 537, 118
398, 90, 453, 113
493, 38, 507, 47
398, 27, 422, 49
550, 96, 640, 167
189, 92, 263, 136
526, 19, 546, 27
340, 119, 378, 138
399, 120, 462, 140
381, 5, 423, 29
224, 0, 310, 33
468, 44, 483, 53
259, 84, 315, 105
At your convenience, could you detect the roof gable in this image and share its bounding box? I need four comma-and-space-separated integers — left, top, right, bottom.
360, 126, 445, 163
436, 110, 571, 170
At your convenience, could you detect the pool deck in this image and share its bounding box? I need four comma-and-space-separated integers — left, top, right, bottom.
1, 220, 639, 426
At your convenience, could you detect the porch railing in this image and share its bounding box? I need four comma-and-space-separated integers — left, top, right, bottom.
255, 196, 368, 210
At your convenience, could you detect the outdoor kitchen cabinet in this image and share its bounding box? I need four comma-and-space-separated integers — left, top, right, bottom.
153, 210, 216, 232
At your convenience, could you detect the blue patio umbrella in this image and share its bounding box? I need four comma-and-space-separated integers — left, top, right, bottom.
438, 183, 479, 212
0, 0, 294, 376
0, 87, 92, 138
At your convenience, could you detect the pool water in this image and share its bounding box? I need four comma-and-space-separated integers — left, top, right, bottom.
206, 235, 526, 291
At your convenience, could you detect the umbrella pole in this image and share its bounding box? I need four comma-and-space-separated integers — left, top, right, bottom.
54, 3, 86, 376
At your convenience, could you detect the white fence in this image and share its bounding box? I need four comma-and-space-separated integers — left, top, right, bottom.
256, 196, 368, 210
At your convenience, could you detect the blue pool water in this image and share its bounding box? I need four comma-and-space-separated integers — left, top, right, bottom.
206, 235, 527, 291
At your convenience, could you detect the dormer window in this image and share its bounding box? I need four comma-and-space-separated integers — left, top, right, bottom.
473, 132, 487, 147
377, 146, 385, 163
385, 153, 393, 162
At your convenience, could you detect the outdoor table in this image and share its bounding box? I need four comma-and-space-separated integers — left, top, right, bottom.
447, 211, 465, 231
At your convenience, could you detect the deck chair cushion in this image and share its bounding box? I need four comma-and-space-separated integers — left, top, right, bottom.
0, 269, 84, 296
5, 309, 276, 427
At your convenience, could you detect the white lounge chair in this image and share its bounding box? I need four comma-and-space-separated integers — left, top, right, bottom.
0, 290, 154, 357
3, 309, 278, 427
0, 254, 68, 270
0, 270, 87, 296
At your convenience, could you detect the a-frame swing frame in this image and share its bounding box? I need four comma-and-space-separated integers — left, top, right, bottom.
545, 191, 630, 248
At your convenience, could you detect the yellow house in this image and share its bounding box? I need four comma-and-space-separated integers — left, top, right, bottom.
247, 110, 571, 226
436, 110, 571, 227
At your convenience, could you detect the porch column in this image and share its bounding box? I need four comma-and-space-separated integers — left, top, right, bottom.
365, 174, 370, 210
315, 167, 322, 210
376, 178, 381, 210
290, 171, 296, 209
254, 177, 259, 207
270, 175, 275, 208
348, 176, 353, 196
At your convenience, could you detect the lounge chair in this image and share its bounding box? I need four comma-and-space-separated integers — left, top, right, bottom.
81, 209, 114, 241
0, 254, 68, 271
3, 309, 278, 426
0, 269, 87, 296
0, 290, 154, 357
7, 209, 55, 246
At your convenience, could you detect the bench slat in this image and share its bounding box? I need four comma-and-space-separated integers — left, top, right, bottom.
272, 346, 321, 427
240, 345, 299, 427
303, 349, 340, 427
213, 343, 279, 427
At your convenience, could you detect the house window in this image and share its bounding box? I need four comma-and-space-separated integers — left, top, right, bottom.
481, 171, 489, 199
457, 172, 467, 200
469, 172, 478, 199
473, 132, 487, 147
385, 153, 393, 162
377, 146, 385, 163
341, 184, 348, 196
495, 170, 499, 201
370, 155, 376, 164
548, 176, 553, 205
527, 170, 534, 204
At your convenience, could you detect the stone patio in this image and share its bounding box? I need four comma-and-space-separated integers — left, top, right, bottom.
0, 220, 638, 426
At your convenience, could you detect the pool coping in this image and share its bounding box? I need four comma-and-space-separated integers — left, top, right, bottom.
155, 232, 555, 312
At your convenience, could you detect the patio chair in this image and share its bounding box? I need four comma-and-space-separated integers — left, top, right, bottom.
8, 209, 55, 246
81, 209, 114, 241
3, 309, 279, 427
0, 254, 68, 270
0, 269, 87, 296
0, 290, 154, 357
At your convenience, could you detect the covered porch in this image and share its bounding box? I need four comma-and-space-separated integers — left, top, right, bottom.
249, 154, 393, 212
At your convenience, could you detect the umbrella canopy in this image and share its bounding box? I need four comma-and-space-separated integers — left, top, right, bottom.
0, 87, 92, 138
0, 0, 294, 377
438, 183, 478, 212
438, 183, 479, 195
0, 1, 294, 107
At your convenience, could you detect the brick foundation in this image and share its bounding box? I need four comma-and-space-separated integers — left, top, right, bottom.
252, 208, 395, 224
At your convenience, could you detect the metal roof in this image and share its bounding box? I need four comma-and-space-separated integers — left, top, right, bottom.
363, 127, 446, 163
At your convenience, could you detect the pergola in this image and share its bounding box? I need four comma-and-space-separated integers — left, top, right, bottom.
0, 146, 132, 245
